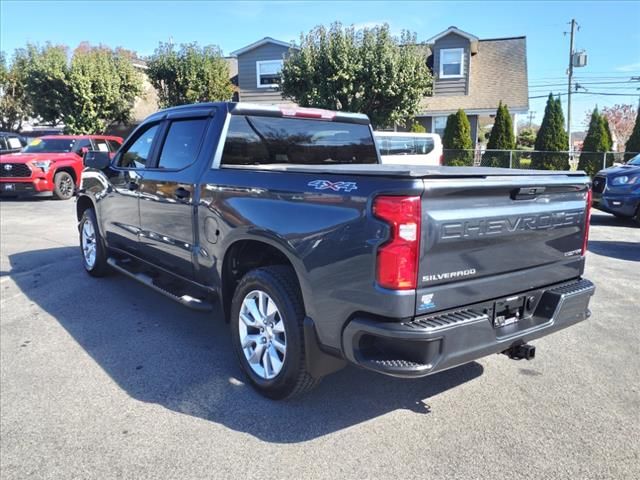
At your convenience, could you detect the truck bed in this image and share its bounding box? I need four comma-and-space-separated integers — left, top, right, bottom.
222, 163, 588, 178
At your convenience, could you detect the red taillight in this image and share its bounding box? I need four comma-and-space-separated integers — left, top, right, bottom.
280, 107, 336, 120
581, 187, 592, 256
373, 195, 421, 290
439, 154, 444, 165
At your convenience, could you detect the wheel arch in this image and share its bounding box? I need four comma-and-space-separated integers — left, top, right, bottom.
53, 165, 78, 184
220, 237, 311, 323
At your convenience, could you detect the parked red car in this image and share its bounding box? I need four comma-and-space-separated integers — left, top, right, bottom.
0, 135, 122, 200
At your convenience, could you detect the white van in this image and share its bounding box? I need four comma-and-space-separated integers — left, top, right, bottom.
374, 131, 443, 166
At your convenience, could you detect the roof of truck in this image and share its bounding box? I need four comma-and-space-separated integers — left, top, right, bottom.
148, 102, 371, 125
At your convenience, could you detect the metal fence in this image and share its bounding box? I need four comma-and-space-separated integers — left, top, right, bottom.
442, 149, 639, 175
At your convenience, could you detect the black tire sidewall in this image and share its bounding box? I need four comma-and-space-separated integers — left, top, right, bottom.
230, 268, 305, 399
53, 171, 74, 200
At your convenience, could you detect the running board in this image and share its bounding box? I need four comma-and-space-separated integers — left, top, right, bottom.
107, 257, 213, 311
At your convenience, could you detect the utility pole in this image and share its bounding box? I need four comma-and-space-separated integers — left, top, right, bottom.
527, 111, 536, 128
566, 19, 577, 152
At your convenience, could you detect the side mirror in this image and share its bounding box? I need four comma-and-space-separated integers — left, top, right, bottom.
83, 150, 111, 170
80, 147, 89, 155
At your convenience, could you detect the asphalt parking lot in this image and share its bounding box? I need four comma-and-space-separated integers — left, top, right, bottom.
1, 198, 638, 480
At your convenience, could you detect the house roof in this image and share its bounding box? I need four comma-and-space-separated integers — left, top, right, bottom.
426, 26, 479, 52
230, 37, 296, 57
420, 36, 529, 115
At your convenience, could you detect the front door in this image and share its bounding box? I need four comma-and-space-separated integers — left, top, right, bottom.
99, 123, 161, 255
137, 115, 211, 279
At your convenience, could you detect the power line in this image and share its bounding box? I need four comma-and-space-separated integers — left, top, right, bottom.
529, 91, 640, 99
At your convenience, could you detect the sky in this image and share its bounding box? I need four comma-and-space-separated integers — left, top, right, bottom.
1, 0, 639, 131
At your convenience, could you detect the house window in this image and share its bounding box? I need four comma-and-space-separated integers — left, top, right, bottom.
439, 48, 464, 78
432, 116, 447, 137
256, 59, 284, 88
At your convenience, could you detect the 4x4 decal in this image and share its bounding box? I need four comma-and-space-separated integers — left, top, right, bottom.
308, 179, 358, 192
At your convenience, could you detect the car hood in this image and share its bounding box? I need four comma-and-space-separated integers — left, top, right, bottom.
597, 163, 640, 176
0, 152, 78, 163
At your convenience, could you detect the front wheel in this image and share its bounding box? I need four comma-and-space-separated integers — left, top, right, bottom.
79, 209, 109, 277
230, 266, 319, 399
633, 205, 640, 226
53, 171, 75, 200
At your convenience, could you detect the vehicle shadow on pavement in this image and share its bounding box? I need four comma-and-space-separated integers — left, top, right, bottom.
589, 212, 636, 227
588, 241, 640, 262
7, 247, 484, 443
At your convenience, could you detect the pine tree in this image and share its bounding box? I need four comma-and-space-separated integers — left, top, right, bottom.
485, 102, 515, 167
442, 109, 473, 166
624, 108, 640, 161
578, 108, 612, 176
531, 94, 569, 170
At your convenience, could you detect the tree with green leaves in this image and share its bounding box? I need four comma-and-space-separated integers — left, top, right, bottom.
625, 107, 640, 161
442, 109, 473, 166
21, 43, 70, 126
517, 127, 537, 149
0, 51, 29, 131
62, 44, 143, 134
147, 42, 234, 108
485, 102, 515, 167
578, 108, 612, 176
410, 122, 426, 133
281, 23, 432, 129
531, 94, 569, 170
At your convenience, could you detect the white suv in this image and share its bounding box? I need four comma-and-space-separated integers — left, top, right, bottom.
374, 131, 443, 166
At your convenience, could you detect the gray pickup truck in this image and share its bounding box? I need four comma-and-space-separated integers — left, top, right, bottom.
77, 102, 595, 399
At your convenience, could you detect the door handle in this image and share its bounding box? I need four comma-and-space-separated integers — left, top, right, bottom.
175, 187, 190, 200
127, 181, 139, 191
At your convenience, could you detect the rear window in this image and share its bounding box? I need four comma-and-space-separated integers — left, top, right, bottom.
377, 136, 435, 156
221, 115, 378, 166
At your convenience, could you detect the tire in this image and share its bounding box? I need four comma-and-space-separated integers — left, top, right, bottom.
53, 171, 75, 200
230, 266, 319, 399
633, 206, 640, 226
79, 208, 109, 277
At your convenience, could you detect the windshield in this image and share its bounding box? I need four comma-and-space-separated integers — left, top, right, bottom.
23, 138, 77, 154
628, 154, 640, 166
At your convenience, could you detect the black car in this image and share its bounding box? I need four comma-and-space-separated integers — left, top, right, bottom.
592, 154, 640, 225
0, 132, 27, 155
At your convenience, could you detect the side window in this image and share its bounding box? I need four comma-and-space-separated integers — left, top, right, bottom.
116, 124, 159, 169
73, 139, 91, 154
0, 137, 7, 150
157, 118, 208, 170
93, 139, 110, 152
107, 139, 121, 152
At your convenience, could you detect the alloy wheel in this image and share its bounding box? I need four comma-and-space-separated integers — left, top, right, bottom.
238, 290, 287, 380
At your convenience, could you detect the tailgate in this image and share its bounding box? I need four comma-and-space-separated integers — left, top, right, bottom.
416, 174, 589, 313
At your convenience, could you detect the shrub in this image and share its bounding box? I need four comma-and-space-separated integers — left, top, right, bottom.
442, 109, 473, 166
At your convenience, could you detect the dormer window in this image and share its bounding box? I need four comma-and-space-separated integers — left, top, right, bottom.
256, 60, 284, 88
439, 48, 464, 78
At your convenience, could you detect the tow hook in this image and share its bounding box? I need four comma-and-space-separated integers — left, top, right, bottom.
502, 343, 536, 360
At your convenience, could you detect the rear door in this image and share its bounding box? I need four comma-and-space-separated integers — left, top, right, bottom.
137, 110, 213, 279
416, 174, 589, 313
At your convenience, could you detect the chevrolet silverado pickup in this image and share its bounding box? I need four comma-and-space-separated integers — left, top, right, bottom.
77, 102, 595, 399
0, 135, 122, 199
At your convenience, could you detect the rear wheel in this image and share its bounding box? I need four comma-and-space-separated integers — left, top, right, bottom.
230, 266, 319, 399
53, 171, 74, 200
79, 209, 109, 277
